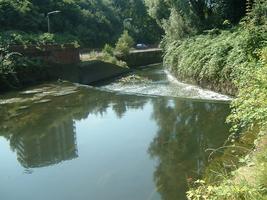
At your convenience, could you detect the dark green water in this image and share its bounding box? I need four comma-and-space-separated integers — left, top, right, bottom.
0, 65, 230, 200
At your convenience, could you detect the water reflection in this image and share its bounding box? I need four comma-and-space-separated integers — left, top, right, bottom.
9, 119, 78, 168
0, 83, 148, 169
0, 82, 230, 200
149, 99, 230, 200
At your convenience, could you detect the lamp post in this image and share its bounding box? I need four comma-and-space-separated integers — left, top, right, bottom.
47, 10, 61, 33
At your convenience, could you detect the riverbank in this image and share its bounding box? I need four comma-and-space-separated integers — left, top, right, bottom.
186, 127, 267, 200
163, 9, 267, 200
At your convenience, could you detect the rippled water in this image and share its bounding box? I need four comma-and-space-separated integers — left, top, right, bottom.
101, 64, 232, 101
0, 65, 231, 200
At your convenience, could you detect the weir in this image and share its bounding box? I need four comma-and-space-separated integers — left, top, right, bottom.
1, 46, 163, 93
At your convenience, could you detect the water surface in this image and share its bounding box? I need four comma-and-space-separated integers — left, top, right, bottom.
101, 64, 231, 101
0, 65, 230, 200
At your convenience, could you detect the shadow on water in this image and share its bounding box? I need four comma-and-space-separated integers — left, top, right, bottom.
148, 99, 230, 200
0, 72, 230, 200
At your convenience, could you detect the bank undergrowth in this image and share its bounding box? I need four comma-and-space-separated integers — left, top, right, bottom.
162, 1, 267, 199
164, 24, 266, 96
80, 31, 135, 68
0, 31, 79, 92
0, 31, 80, 47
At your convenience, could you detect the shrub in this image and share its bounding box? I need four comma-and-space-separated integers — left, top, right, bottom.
227, 47, 267, 133
102, 44, 114, 56
80, 48, 127, 68
0, 45, 43, 89
163, 23, 267, 94
187, 179, 265, 200
0, 31, 80, 47
115, 30, 134, 56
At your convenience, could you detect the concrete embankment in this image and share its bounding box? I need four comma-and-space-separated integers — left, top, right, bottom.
0, 61, 130, 93
0, 46, 163, 93
117, 48, 163, 68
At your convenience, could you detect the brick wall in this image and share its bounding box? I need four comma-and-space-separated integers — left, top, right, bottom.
10, 44, 80, 64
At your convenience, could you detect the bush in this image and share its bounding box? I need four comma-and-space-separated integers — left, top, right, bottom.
0, 45, 43, 90
187, 179, 265, 200
162, 8, 196, 44
227, 47, 267, 133
164, 23, 267, 94
80, 47, 127, 68
169, 2, 267, 199
115, 30, 134, 56
102, 44, 114, 56
0, 46, 17, 76
0, 31, 80, 47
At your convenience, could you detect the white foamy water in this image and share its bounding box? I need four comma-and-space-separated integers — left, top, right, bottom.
101, 65, 232, 102
164, 70, 232, 101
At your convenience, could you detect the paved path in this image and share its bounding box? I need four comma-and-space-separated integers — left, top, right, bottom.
130, 48, 162, 53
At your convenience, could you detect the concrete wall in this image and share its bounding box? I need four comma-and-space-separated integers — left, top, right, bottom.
0, 60, 130, 93
117, 48, 163, 68
1, 47, 162, 93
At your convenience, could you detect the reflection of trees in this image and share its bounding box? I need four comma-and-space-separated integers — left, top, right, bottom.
0, 83, 147, 168
149, 98, 230, 200
0, 82, 230, 199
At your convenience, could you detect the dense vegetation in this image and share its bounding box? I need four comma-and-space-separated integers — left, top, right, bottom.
0, 0, 162, 47
145, 0, 267, 199
0, 0, 162, 91
80, 31, 135, 67
1, 0, 267, 199
145, 0, 248, 41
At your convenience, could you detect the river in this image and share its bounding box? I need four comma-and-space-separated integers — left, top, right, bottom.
0, 64, 231, 200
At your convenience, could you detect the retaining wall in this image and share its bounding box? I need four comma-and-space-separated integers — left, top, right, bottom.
9, 44, 80, 64
0, 61, 129, 93
117, 48, 163, 68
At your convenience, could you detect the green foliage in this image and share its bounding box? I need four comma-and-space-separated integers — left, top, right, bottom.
162, 8, 196, 42
227, 48, 267, 133
187, 132, 267, 200
102, 44, 114, 56
0, 46, 18, 75
0, 0, 162, 47
0, 44, 43, 89
80, 47, 127, 68
145, 0, 248, 41
112, 0, 163, 44
187, 179, 265, 200
164, 2, 267, 199
0, 31, 79, 46
247, 0, 267, 26
81, 34, 136, 67
0, 0, 41, 31
164, 8, 267, 132
164, 23, 267, 93
144, 0, 170, 25
115, 31, 134, 56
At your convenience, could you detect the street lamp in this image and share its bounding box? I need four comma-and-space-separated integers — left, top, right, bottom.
47, 10, 61, 33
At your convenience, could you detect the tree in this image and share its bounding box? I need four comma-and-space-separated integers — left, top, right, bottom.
115, 30, 134, 56
112, 0, 163, 44
145, 0, 248, 40
0, 0, 162, 47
